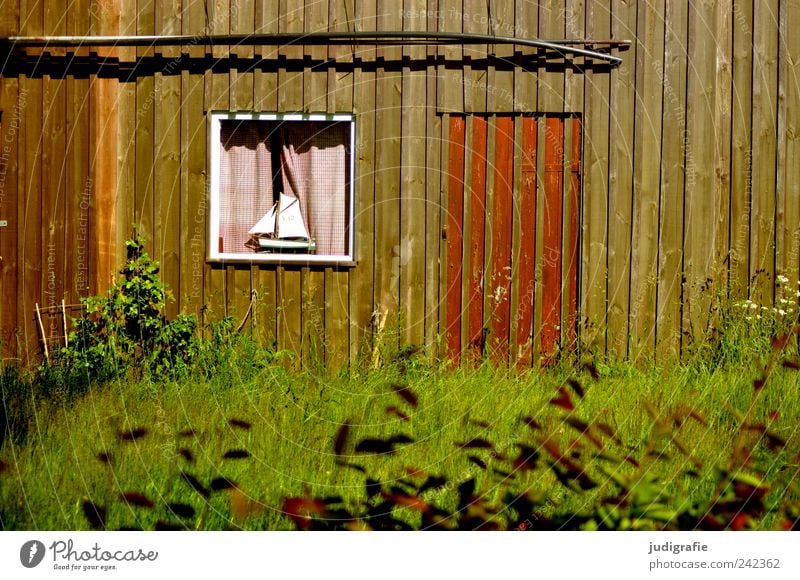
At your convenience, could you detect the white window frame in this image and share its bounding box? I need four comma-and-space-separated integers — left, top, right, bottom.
208, 111, 356, 264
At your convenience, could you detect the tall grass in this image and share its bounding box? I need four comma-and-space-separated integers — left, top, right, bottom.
2, 349, 798, 530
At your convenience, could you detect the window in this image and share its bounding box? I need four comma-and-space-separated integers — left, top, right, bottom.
209, 112, 355, 263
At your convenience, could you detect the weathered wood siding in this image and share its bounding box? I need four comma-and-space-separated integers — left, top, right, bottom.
1, 0, 798, 367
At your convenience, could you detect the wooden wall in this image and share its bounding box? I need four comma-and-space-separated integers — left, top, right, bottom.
0, 0, 798, 367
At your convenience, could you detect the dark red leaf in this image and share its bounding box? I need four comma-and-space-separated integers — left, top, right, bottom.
178, 448, 194, 463
782, 359, 800, 370
583, 362, 600, 380
355, 439, 397, 454
772, 334, 791, 352
333, 423, 350, 456
386, 405, 411, 422
390, 383, 419, 408
228, 418, 252, 430
82, 501, 106, 530
282, 497, 327, 530
522, 416, 542, 430
167, 502, 196, 519
120, 492, 154, 509
567, 379, 585, 399
119, 427, 147, 442
180, 471, 209, 498
365, 478, 382, 498
155, 521, 184, 531
222, 449, 251, 460
210, 477, 237, 491
549, 386, 575, 411
456, 438, 494, 450
768, 410, 780, 421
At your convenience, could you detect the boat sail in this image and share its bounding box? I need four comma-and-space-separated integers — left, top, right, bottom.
246, 192, 316, 252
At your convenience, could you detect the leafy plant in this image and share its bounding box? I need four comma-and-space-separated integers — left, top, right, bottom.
59, 236, 197, 380
280, 334, 800, 531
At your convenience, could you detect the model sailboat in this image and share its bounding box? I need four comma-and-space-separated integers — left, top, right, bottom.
246, 192, 317, 252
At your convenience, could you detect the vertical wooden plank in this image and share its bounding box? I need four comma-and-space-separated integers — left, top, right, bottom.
445, 115, 465, 359
116, 0, 136, 278
180, 0, 208, 321
1, 2, 20, 358
607, 0, 635, 359
463, 0, 488, 113
488, 0, 515, 112
564, 0, 586, 351
350, 0, 377, 364
514, 0, 539, 114
0, 78, 20, 357
326, 0, 354, 369
780, 0, 800, 287
488, 116, 514, 362
300, 0, 327, 366
750, 0, 778, 303
566, 117, 581, 345
682, 0, 720, 352
276, 0, 303, 360
153, 0, 182, 319
713, 0, 732, 325
730, 0, 753, 296
515, 116, 537, 367
42, 0, 67, 346
438, 0, 464, 112
400, 0, 427, 348
66, 0, 91, 306
424, 0, 442, 357
466, 116, 487, 357
629, 0, 664, 362
253, 0, 279, 348
581, 1, 610, 358
655, 0, 687, 362
204, 0, 230, 323
540, 117, 564, 362
228, 0, 255, 330
19, 0, 43, 363
135, 0, 155, 250
373, 0, 402, 354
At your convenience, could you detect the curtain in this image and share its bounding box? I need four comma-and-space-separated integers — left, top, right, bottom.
219, 121, 274, 253
280, 122, 348, 256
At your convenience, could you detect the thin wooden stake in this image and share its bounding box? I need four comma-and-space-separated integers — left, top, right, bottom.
62, 299, 69, 348
35, 303, 49, 363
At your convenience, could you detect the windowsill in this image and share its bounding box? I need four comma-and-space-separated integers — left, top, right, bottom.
207, 256, 357, 268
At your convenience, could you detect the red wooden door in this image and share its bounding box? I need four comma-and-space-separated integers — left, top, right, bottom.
445, 114, 581, 367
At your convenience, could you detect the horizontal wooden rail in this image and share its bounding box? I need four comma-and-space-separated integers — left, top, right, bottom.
0, 32, 629, 66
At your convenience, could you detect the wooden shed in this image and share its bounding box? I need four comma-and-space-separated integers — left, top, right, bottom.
0, 0, 798, 368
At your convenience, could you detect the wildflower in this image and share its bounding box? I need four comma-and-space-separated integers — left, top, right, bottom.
756, 315, 762, 319
796, 290, 800, 297
780, 298, 790, 304
762, 306, 768, 310
750, 303, 758, 310
745, 316, 753, 321
777, 274, 789, 284
778, 309, 786, 316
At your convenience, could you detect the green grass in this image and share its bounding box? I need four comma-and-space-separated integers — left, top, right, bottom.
2, 351, 799, 530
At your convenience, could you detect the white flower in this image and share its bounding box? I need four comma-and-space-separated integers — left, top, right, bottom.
750, 303, 758, 310
778, 275, 789, 284
745, 316, 753, 321
756, 315, 762, 319
796, 290, 800, 297
780, 298, 790, 304
778, 309, 786, 316
762, 306, 768, 310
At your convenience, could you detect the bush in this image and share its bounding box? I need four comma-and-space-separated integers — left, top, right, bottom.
59, 236, 197, 381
